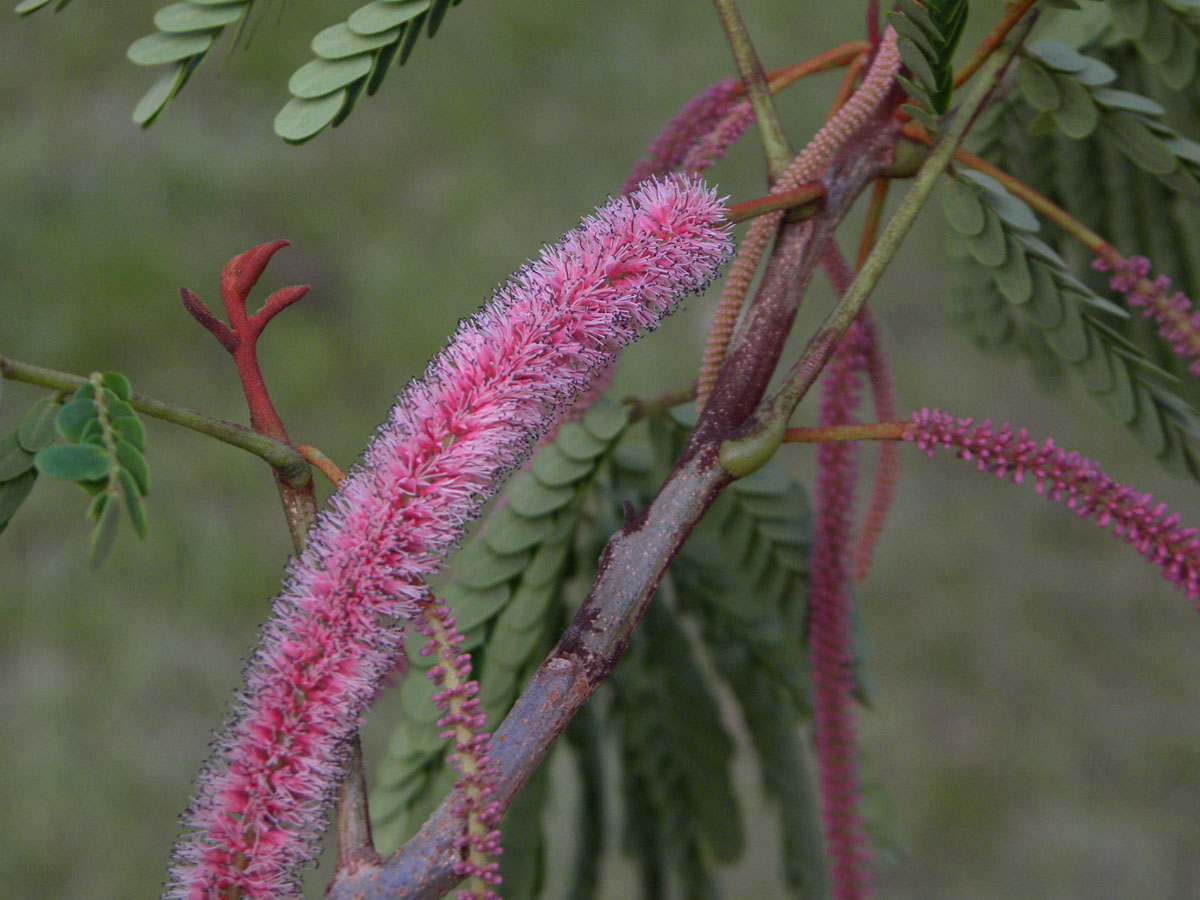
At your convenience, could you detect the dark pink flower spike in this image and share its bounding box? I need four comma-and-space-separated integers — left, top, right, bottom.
810, 292, 875, 900
906, 408, 1200, 606
818, 244, 901, 583
853, 331, 899, 584
163, 177, 732, 900
1094, 254, 1200, 378
416, 599, 502, 900
623, 79, 740, 193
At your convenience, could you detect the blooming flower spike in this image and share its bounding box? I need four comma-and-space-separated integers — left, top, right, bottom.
162, 176, 731, 900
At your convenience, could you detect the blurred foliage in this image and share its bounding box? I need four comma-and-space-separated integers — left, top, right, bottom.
2, 2, 1199, 900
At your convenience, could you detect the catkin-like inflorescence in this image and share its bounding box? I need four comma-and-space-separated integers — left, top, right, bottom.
907, 407, 1200, 606
415, 599, 502, 900
163, 176, 732, 900
1093, 255, 1200, 377
810, 313, 875, 900
623, 79, 741, 192
695, 28, 901, 405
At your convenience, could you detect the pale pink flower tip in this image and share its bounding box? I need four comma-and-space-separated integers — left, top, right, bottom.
906, 407, 1200, 605
163, 176, 731, 900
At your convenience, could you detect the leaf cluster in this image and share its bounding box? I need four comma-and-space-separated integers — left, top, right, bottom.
123, 1, 255, 127
276, 0, 463, 143
0, 373, 149, 566
943, 167, 1200, 478
579, 410, 827, 898
371, 398, 630, 861
15, 0, 465, 139
1017, 40, 1200, 193
890, 0, 970, 131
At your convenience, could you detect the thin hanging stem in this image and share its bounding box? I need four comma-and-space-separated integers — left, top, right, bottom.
711, 0, 795, 180
953, 0, 1038, 88
728, 41, 1022, 459
0, 354, 313, 488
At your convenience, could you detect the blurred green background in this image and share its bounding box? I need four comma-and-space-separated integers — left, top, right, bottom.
2, 2, 1198, 899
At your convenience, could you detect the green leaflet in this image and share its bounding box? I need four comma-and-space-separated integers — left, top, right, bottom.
370, 396, 630, 859
889, 0, 969, 133
1103, 0, 1200, 89
21, 373, 151, 565
602, 417, 836, 896
1017, 40, 1200, 195
609, 600, 742, 899
125, 2, 254, 126
275, 0, 465, 143
944, 168, 1200, 479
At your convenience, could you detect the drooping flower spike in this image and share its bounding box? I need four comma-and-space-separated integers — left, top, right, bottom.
1093, 254, 1200, 378
624, 79, 741, 192
415, 598, 502, 900
907, 408, 1200, 606
809, 291, 876, 900
163, 176, 732, 900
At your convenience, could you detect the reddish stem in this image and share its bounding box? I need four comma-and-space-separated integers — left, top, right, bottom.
953, 0, 1038, 88
181, 239, 317, 551
725, 181, 826, 223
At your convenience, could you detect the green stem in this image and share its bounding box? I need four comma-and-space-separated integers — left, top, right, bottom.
720, 41, 1022, 473
725, 181, 825, 224
0, 354, 312, 490
711, 0, 794, 181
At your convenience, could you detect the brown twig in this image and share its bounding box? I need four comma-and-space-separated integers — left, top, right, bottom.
324, 109, 902, 900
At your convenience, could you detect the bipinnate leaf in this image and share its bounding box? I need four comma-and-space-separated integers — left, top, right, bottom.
1095, 0, 1200, 90
610, 599, 743, 896
126, 1, 252, 126
944, 168, 1200, 478
371, 396, 629, 853
275, 0, 464, 143
595, 416, 825, 895
1017, 41, 1200, 195
889, 0, 969, 132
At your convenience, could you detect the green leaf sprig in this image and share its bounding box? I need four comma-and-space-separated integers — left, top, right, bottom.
944, 167, 1200, 478
33, 372, 150, 567
890, 0, 970, 132
125, 2, 254, 127
275, 0, 463, 143
1017, 40, 1200, 194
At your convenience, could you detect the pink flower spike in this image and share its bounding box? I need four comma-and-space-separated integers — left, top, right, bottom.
163, 176, 731, 900
810, 303, 875, 900
1094, 254, 1200, 377
624, 79, 740, 192
905, 408, 1200, 606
